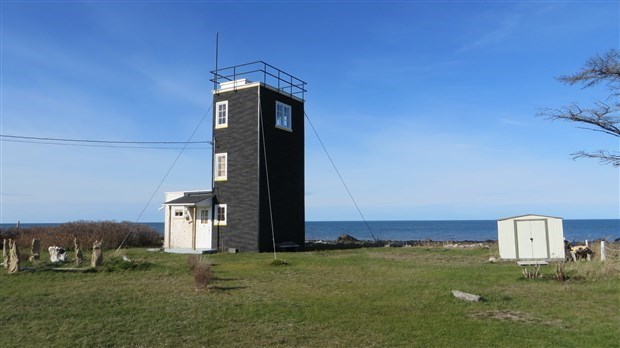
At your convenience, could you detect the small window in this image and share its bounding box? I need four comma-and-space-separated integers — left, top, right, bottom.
215, 101, 228, 129
214, 153, 227, 181
200, 209, 208, 224
174, 209, 184, 217
276, 101, 292, 131
214, 204, 227, 225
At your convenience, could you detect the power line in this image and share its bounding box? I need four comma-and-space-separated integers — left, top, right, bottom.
0, 134, 212, 144
115, 102, 214, 253
304, 111, 377, 242
1, 138, 210, 150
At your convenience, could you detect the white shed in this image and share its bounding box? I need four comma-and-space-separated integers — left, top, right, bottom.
163, 190, 215, 253
497, 214, 565, 260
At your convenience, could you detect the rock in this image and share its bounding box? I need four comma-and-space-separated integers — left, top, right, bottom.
49, 246, 67, 263
30, 239, 40, 262
488, 257, 497, 263
74, 238, 84, 266
8, 239, 20, 274
91, 241, 103, 267
452, 290, 483, 302
2, 239, 8, 269
337, 234, 359, 243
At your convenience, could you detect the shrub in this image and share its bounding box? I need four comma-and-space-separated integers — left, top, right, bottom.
269, 259, 289, 267
192, 259, 213, 291
102, 257, 153, 272
187, 255, 199, 271
522, 266, 543, 279
0, 221, 161, 251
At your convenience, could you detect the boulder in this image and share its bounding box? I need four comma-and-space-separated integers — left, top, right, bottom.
49, 246, 67, 263
91, 241, 103, 267
337, 234, 359, 243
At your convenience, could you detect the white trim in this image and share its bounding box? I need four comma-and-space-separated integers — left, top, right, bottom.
212, 82, 304, 103
276, 101, 292, 131
215, 101, 228, 129
214, 204, 227, 226
214, 153, 228, 181
213, 81, 261, 94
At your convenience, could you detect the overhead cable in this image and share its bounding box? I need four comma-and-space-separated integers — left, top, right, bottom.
0, 134, 212, 144
2, 138, 210, 150
115, 103, 214, 253
304, 112, 378, 242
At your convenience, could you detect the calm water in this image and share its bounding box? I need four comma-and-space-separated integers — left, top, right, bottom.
2, 219, 618, 242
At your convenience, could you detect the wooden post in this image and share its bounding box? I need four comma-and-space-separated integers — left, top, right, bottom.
601, 241, 606, 261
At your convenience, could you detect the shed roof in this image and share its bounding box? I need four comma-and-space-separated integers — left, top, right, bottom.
164, 191, 213, 205
497, 214, 563, 221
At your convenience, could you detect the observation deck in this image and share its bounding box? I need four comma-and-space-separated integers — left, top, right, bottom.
210, 61, 307, 102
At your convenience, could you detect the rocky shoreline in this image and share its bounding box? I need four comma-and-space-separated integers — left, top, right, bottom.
304, 234, 496, 250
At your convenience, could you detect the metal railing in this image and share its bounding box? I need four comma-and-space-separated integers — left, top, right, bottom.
210, 61, 307, 101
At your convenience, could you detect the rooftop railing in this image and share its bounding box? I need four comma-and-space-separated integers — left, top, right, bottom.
210, 61, 307, 101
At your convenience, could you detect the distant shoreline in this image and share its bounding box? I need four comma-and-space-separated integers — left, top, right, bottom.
2, 219, 618, 242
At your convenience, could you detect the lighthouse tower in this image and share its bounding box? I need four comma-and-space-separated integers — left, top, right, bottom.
210, 62, 306, 252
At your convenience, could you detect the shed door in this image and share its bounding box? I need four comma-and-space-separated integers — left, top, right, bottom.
195, 208, 212, 249
516, 220, 549, 259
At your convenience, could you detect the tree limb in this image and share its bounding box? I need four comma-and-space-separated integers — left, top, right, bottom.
539, 49, 620, 167
570, 150, 620, 167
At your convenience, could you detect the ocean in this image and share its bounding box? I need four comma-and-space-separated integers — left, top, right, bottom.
2, 219, 618, 242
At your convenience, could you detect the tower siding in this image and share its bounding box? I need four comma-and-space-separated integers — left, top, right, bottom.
258, 87, 305, 251
212, 83, 305, 252
213, 87, 260, 252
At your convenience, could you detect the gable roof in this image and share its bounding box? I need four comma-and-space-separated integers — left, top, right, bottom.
164, 191, 213, 205
497, 214, 563, 221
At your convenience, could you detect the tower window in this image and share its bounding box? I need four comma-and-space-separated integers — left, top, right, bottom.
214, 204, 227, 225
215, 101, 228, 129
215, 153, 228, 181
276, 101, 292, 131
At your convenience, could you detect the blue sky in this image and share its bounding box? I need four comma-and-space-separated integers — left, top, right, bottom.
1, 1, 618, 223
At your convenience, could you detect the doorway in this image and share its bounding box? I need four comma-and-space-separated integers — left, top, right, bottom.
195, 208, 212, 249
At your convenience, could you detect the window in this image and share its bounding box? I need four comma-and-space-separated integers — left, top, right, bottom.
214, 204, 227, 225
215, 101, 228, 129
200, 209, 208, 224
174, 209, 183, 217
276, 101, 292, 131
214, 153, 227, 181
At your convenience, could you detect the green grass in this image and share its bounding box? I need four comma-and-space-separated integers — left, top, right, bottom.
1, 246, 618, 347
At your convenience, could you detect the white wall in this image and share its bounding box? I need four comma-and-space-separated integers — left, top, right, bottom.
169, 205, 193, 248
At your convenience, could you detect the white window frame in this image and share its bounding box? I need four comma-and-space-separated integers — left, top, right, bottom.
214, 204, 227, 226
173, 208, 184, 218
214, 153, 227, 181
275, 101, 292, 131
215, 101, 228, 129
200, 209, 208, 224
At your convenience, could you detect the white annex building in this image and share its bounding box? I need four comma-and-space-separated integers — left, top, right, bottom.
163, 191, 216, 253
497, 214, 565, 260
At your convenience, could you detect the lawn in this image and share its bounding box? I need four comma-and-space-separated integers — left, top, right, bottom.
1, 245, 618, 347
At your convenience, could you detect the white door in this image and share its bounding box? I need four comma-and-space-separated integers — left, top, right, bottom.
516, 220, 549, 259
195, 208, 212, 249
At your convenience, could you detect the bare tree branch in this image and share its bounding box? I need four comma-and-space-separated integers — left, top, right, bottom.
557, 49, 620, 90
570, 150, 620, 167
538, 101, 620, 137
539, 49, 620, 167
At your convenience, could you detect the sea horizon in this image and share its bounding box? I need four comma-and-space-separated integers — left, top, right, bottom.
2, 218, 618, 242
